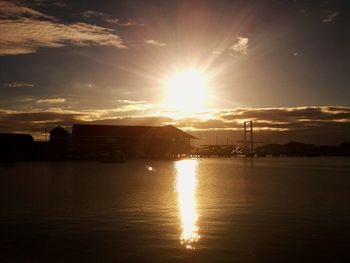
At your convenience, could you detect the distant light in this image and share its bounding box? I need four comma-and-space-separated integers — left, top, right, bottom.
148, 166, 153, 171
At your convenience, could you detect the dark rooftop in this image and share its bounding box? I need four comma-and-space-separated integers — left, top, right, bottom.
0, 133, 33, 143
72, 124, 195, 139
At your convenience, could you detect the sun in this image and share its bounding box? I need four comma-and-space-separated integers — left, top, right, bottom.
164, 69, 208, 114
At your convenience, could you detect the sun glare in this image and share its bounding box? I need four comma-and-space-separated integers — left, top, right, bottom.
175, 159, 200, 249
164, 69, 208, 113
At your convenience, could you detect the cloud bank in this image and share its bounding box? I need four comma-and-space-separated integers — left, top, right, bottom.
0, 1, 126, 55
0, 0, 49, 18
0, 106, 349, 144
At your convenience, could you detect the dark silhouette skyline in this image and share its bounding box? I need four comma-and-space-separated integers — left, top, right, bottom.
1, 124, 349, 164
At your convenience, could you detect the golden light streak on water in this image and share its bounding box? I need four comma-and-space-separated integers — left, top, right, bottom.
175, 159, 200, 249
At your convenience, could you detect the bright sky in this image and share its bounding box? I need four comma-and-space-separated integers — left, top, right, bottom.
0, 0, 349, 143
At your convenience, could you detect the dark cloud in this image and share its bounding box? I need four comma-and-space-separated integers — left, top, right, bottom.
0, 110, 82, 138
219, 107, 350, 122
0, 109, 173, 138
21, 0, 67, 8
0, 0, 49, 18
81, 10, 142, 27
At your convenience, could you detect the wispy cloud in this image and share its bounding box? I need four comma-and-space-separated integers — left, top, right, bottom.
217, 106, 350, 126
115, 103, 152, 113
81, 10, 107, 19
230, 36, 249, 55
144, 39, 166, 47
0, 1, 126, 56
81, 10, 143, 26
322, 11, 339, 23
0, 18, 126, 55
3, 81, 34, 88
115, 99, 147, 104
0, 0, 50, 18
36, 98, 66, 104
24, 0, 67, 8
113, 20, 143, 27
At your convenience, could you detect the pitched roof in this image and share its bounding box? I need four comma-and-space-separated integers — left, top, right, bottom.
50, 126, 70, 136
72, 124, 195, 139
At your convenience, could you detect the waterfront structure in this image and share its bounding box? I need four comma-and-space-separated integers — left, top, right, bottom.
50, 126, 70, 142
0, 133, 33, 145
244, 121, 254, 156
70, 124, 195, 158
0, 133, 34, 162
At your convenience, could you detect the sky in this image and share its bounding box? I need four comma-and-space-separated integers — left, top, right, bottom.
0, 0, 349, 145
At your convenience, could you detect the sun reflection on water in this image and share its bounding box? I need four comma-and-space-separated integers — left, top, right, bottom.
175, 159, 200, 249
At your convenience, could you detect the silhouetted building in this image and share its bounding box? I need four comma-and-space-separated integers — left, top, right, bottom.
49, 126, 70, 157
255, 144, 284, 156
340, 142, 350, 155
70, 124, 195, 158
0, 133, 34, 162
285, 141, 315, 156
50, 126, 70, 142
0, 133, 33, 145
313, 145, 341, 156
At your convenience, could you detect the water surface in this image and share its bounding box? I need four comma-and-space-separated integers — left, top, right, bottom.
1, 158, 350, 262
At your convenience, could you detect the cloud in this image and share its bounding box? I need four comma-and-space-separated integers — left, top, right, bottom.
322, 11, 339, 23
173, 106, 350, 134
0, 108, 172, 139
116, 104, 152, 112
0, 1, 126, 56
113, 20, 143, 27
0, 0, 49, 18
81, 10, 106, 19
230, 36, 248, 55
144, 39, 166, 47
36, 98, 66, 104
0, 109, 82, 137
177, 106, 350, 145
3, 81, 34, 88
23, 0, 67, 8
0, 18, 126, 55
115, 99, 147, 104
218, 106, 350, 123
81, 10, 143, 26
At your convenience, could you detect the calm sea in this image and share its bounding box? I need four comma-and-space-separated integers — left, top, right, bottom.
1, 158, 350, 262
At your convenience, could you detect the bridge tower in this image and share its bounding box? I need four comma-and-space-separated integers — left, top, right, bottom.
244, 121, 254, 157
